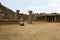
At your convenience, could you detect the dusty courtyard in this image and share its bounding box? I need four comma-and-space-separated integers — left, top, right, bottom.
0, 22, 60, 40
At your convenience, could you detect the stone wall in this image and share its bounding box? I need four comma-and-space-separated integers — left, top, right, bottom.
0, 19, 20, 24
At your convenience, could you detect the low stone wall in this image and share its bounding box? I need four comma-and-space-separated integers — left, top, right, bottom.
0, 19, 20, 24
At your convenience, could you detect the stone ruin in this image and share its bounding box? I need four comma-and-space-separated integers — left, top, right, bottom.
0, 3, 60, 24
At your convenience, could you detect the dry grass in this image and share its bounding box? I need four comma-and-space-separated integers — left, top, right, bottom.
0, 22, 60, 40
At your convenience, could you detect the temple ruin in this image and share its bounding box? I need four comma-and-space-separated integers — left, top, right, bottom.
33, 13, 60, 22
0, 3, 60, 24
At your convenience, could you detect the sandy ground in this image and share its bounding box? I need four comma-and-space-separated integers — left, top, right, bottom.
0, 22, 60, 40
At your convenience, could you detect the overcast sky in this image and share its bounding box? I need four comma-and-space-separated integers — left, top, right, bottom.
0, 0, 60, 14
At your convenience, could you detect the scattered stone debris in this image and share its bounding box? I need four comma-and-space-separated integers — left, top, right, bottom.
19, 19, 24, 26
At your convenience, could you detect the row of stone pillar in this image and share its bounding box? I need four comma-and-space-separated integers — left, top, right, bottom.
16, 10, 57, 23
45, 16, 56, 22
16, 10, 33, 24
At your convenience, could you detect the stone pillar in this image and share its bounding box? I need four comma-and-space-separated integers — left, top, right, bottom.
32, 13, 34, 21
48, 16, 49, 22
16, 10, 20, 19
54, 16, 56, 22
28, 10, 32, 24
47, 16, 48, 22
45, 15, 47, 22
52, 16, 53, 22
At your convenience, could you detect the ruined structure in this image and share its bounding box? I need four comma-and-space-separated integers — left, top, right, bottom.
33, 12, 60, 22
18, 13, 28, 21
0, 3, 60, 24
0, 3, 17, 19
0, 3, 20, 24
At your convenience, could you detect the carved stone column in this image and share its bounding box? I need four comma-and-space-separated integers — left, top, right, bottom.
28, 10, 32, 24
16, 10, 20, 19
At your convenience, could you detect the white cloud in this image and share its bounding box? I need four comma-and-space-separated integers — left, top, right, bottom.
27, 0, 60, 13
45, 0, 60, 13
28, 6, 45, 13
47, 0, 60, 3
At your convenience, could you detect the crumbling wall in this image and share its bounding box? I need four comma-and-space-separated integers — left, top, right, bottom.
0, 19, 20, 24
